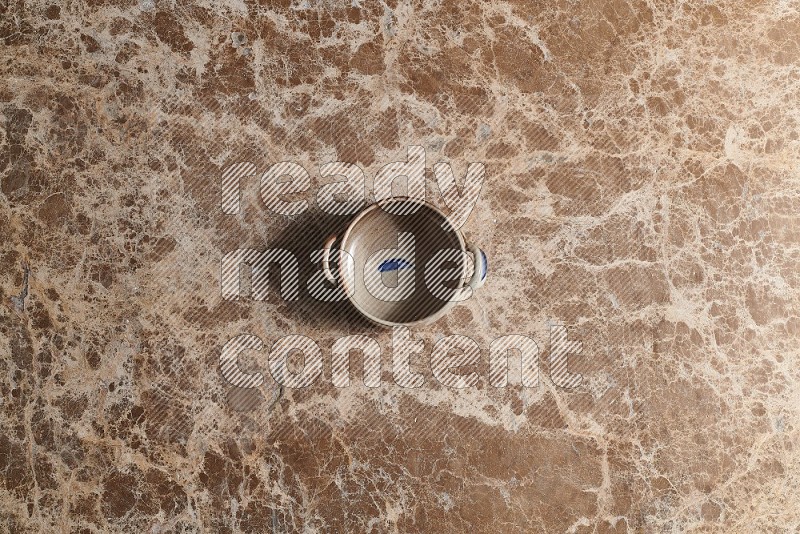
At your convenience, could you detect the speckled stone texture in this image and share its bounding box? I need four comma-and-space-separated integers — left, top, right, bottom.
1, 0, 799, 532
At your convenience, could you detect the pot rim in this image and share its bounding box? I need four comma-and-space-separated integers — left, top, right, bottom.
338, 197, 468, 328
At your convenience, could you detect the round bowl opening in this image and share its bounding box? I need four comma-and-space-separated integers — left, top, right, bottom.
339, 200, 466, 325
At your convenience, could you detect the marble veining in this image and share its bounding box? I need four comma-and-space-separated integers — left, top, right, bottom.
1, 0, 799, 532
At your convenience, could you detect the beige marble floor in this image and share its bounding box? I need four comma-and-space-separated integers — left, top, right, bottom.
1, 0, 799, 532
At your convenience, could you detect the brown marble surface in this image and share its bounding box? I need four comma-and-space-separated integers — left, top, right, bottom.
1, 0, 799, 532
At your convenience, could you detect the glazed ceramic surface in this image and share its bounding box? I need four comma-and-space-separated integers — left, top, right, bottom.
327, 198, 486, 326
